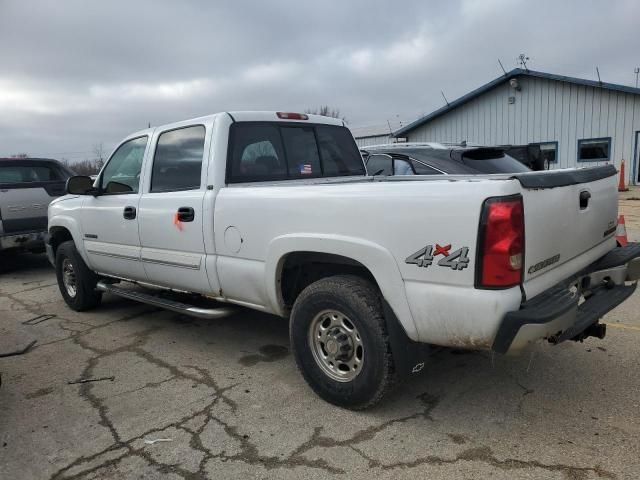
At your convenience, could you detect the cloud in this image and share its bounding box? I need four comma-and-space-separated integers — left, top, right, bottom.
0, 0, 638, 159
89, 79, 216, 101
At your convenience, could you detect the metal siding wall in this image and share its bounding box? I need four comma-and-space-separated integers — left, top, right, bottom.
622, 94, 635, 173
633, 96, 640, 183
404, 77, 640, 183
354, 135, 392, 148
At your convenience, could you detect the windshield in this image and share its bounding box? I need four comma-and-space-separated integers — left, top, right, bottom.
460, 150, 530, 174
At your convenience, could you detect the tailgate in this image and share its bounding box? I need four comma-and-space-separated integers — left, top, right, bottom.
516, 165, 618, 299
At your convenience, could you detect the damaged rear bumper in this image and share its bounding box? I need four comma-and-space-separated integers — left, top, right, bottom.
0, 230, 47, 252
493, 243, 640, 354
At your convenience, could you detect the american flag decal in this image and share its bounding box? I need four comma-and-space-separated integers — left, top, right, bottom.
300, 164, 312, 175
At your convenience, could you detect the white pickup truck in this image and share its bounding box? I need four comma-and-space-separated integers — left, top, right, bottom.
47, 111, 640, 409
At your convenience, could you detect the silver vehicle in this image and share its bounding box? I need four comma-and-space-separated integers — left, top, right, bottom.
0, 158, 74, 253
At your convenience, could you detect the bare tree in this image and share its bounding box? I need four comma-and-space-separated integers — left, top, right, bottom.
10, 153, 29, 158
304, 106, 347, 123
92, 142, 106, 171
65, 158, 104, 176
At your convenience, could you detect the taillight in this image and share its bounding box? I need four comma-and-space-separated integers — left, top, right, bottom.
476, 195, 524, 289
276, 112, 308, 120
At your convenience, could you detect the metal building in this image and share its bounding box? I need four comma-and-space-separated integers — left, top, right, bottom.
393, 69, 640, 185
350, 120, 404, 148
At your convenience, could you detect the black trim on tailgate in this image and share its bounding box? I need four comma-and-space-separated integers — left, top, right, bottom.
511, 164, 616, 189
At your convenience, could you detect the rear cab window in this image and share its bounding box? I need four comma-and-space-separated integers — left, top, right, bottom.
227, 123, 364, 183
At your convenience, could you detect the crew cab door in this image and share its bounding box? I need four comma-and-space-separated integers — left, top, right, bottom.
138, 123, 213, 294
80, 135, 149, 280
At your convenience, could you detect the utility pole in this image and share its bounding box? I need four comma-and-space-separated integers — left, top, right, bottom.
635, 67, 639, 88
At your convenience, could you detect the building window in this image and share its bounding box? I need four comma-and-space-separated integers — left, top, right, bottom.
578, 138, 611, 162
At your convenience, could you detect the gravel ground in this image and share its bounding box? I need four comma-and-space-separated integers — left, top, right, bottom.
0, 197, 638, 480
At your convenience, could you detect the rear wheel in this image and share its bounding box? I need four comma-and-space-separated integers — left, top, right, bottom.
290, 275, 395, 410
55, 240, 102, 311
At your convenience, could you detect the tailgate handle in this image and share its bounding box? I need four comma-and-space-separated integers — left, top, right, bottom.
579, 190, 591, 209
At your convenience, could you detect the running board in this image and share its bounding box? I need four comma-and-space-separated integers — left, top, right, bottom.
96, 281, 234, 319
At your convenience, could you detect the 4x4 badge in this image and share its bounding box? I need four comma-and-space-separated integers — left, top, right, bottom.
405, 244, 470, 271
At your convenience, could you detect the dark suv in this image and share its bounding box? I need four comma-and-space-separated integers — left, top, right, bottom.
0, 158, 74, 253
360, 142, 531, 176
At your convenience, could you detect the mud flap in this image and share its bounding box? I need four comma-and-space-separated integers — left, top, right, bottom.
382, 300, 431, 379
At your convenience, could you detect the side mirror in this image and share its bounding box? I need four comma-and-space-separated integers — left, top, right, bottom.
66, 175, 95, 195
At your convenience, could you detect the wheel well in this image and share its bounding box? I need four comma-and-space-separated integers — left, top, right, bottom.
279, 252, 378, 310
49, 226, 73, 256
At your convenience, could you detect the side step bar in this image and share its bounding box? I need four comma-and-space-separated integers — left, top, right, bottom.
96, 281, 234, 319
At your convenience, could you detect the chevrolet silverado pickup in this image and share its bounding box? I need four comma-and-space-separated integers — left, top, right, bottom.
47, 111, 640, 409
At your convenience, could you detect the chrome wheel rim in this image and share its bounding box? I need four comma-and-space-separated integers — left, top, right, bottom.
62, 258, 77, 298
308, 309, 364, 382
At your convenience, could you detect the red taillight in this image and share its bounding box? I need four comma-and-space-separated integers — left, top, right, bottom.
276, 112, 308, 120
477, 195, 524, 288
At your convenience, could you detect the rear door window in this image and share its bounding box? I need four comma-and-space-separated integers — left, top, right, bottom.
393, 158, 414, 175
227, 123, 364, 183
366, 154, 393, 175
411, 161, 443, 175
151, 125, 206, 192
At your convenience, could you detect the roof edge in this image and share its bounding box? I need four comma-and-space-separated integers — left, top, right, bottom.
394, 68, 640, 137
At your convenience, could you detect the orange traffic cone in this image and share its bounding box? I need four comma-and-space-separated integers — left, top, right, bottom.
616, 215, 628, 247
618, 159, 629, 192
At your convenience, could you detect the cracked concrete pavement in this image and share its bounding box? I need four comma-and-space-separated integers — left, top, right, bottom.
1, 212, 639, 479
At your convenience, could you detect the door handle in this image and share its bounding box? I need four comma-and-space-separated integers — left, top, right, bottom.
123, 206, 137, 219
177, 207, 195, 222
579, 190, 591, 209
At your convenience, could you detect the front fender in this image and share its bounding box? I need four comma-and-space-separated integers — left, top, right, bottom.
264, 233, 419, 341
48, 214, 90, 266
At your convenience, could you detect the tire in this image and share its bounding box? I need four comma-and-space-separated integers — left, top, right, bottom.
290, 275, 395, 410
55, 240, 102, 311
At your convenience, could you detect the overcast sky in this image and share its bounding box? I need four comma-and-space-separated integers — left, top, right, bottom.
1, 0, 638, 161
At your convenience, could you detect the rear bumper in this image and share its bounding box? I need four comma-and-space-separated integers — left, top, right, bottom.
493, 243, 640, 354
0, 230, 47, 252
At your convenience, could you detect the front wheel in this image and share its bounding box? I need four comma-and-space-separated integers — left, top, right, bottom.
290, 275, 395, 410
55, 240, 102, 311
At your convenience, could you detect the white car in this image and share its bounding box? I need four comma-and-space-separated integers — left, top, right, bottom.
47, 111, 640, 409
